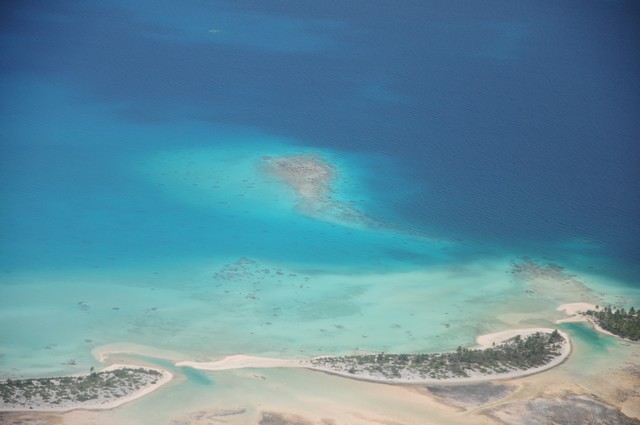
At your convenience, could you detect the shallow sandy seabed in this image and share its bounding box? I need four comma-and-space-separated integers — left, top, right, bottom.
4, 312, 640, 425
176, 328, 571, 385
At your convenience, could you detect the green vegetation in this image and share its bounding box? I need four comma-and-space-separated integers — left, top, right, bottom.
0, 367, 163, 409
586, 306, 640, 341
309, 331, 566, 381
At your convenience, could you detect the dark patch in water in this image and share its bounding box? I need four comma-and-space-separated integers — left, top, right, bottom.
259, 412, 336, 425
425, 383, 514, 409
485, 395, 640, 425
179, 366, 214, 386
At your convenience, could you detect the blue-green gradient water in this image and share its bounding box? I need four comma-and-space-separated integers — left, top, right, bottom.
1, 0, 639, 382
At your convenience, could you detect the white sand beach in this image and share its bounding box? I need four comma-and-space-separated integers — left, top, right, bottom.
556, 302, 598, 319
177, 355, 302, 371
555, 302, 622, 339
0, 364, 172, 413
177, 328, 571, 385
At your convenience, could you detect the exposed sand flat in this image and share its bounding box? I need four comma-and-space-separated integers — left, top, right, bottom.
0, 364, 172, 413
557, 302, 598, 316
177, 355, 303, 371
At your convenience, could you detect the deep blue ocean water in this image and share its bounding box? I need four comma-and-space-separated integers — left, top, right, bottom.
1, 0, 640, 377
2, 1, 638, 275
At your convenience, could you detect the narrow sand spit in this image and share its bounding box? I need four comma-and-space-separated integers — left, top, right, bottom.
177, 355, 302, 371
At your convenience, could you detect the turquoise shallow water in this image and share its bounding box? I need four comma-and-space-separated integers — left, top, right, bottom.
558, 323, 618, 355
1, 126, 639, 382
1, 6, 639, 422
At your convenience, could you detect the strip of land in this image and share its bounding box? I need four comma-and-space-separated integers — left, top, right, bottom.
0, 327, 573, 412
304, 328, 570, 384
0, 364, 172, 412
177, 355, 301, 371
178, 328, 571, 385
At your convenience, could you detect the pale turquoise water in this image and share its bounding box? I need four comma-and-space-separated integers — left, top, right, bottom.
1, 4, 640, 423
558, 323, 618, 355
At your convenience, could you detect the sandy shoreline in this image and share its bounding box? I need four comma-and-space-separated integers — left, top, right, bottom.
177, 328, 571, 385
556, 302, 598, 319
0, 364, 172, 413
555, 302, 622, 339
304, 328, 571, 385
2, 311, 588, 413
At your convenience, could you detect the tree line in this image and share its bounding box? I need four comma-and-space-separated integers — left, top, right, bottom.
309, 330, 566, 380
586, 306, 640, 341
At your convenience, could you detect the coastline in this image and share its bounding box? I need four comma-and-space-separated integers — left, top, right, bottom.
177, 328, 571, 385
0, 364, 172, 413
303, 328, 571, 385
555, 302, 620, 339
2, 316, 582, 414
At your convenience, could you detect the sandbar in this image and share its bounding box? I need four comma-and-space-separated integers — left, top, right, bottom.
177, 355, 302, 371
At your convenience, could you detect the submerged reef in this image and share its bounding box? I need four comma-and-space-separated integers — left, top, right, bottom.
485, 395, 640, 425
261, 154, 380, 229
262, 154, 335, 202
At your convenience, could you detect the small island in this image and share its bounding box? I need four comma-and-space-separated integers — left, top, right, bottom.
305, 330, 567, 382
177, 328, 571, 385
585, 306, 640, 341
0, 365, 171, 412
3, 329, 569, 415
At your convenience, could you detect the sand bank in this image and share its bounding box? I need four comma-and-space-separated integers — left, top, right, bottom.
556, 302, 598, 319
177, 355, 303, 371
